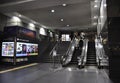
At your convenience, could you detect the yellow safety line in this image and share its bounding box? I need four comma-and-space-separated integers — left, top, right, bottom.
0, 63, 38, 74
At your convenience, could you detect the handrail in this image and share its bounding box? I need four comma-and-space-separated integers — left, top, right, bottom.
78, 39, 88, 67
49, 40, 60, 56
65, 37, 75, 56
61, 37, 76, 65
95, 38, 108, 67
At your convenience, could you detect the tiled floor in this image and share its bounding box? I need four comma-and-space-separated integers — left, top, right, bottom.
0, 63, 112, 83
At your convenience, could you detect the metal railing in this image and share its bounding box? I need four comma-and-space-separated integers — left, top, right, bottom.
78, 39, 88, 67
61, 37, 76, 66
49, 40, 59, 56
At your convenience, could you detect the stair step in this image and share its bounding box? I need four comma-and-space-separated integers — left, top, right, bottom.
87, 57, 96, 59
87, 59, 96, 61
86, 64, 97, 66
86, 62, 96, 64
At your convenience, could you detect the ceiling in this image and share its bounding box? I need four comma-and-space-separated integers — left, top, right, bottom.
0, 0, 100, 31
107, 0, 120, 17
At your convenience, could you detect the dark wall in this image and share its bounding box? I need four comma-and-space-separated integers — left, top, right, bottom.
108, 17, 120, 82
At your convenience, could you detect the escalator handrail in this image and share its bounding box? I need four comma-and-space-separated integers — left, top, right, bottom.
65, 37, 75, 56
61, 37, 76, 65
81, 39, 88, 66
95, 38, 108, 66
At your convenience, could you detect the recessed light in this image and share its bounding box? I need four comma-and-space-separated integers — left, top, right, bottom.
68, 68, 72, 71
67, 25, 70, 27
94, 0, 98, 2
104, 4, 107, 7
62, 4, 67, 6
18, 14, 22, 17
93, 16, 98, 19
61, 19, 64, 21
29, 23, 35, 27
101, 16, 104, 18
12, 16, 21, 22
51, 9, 55, 13
94, 5, 98, 8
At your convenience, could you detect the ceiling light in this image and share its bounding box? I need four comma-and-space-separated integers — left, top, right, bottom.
51, 9, 55, 13
60, 19, 64, 21
101, 16, 104, 18
29, 23, 35, 28
62, 4, 67, 6
18, 14, 22, 17
104, 4, 107, 7
67, 25, 70, 27
94, 5, 98, 8
12, 16, 21, 22
94, 0, 98, 2
68, 68, 72, 71
93, 16, 98, 19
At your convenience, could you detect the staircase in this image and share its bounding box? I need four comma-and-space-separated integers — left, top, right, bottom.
40, 41, 70, 63
86, 41, 97, 66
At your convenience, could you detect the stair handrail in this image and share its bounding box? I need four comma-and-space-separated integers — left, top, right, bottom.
78, 39, 88, 67
77, 39, 85, 66
66, 37, 75, 56
82, 39, 88, 66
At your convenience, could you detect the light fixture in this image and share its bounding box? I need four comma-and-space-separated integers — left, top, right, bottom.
93, 16, 98, 19
18, 14, 22, 17
51, 9, 55, 13
60, 19, 64, 21
67, 25, 70, 27
29, 23, 35, 28
101, 16, 104, 18
94, 0, 98, 2
62, 4, 67, 6
94, 5, 98, 8
104, 4, 107, 7
12, 16, 21, 22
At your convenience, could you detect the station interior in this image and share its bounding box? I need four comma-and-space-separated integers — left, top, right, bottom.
0, 0, 120, 83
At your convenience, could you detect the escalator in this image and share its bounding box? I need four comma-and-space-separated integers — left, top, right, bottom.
62, 39, 83, 67
70, 49, 80, 64
86, 41, 97, 66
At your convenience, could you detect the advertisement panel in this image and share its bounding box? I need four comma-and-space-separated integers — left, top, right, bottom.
16, 42, 38, 57
2, 42, 14, 57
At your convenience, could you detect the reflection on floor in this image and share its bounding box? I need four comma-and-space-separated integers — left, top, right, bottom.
0, 63, 112, 83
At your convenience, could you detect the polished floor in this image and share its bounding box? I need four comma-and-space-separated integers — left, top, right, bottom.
0, 63, 112, 83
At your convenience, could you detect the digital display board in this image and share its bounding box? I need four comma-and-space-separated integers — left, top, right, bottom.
16, 42, 38, 57
2, 42, 14, 57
